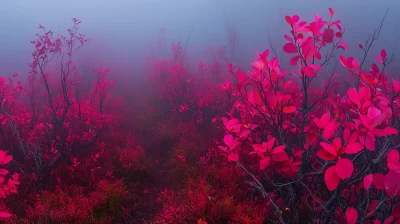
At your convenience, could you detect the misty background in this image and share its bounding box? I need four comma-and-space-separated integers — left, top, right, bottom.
0, 0, 399, 80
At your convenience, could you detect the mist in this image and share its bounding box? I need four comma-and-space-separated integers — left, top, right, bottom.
1, 0, 399, 78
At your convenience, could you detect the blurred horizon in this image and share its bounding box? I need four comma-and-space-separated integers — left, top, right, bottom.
0, 0, 399, 78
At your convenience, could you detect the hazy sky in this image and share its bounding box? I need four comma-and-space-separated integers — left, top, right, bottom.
0, 0, 399, 78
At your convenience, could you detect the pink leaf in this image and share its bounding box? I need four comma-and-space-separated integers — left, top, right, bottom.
272, 152, 289, 162
290, 55, 300, 65
272, 145, 286, 154
260, 157, 271, 170
292, 15, 299, 24
347, 88, 360, 107
252, 144, 266, 153
0, 169, 7, 176
285, 16, 292, 25
364, 174, 373, 189
283, 106, 297, 114
283, 43, 297, 54
337, 42, 348, 50
388, 150, 399, 164
381, 49, 387, 60
328, 8, 334, 17
314, 112, 330, 129
284, 35, 293, 43
228, 152, 239, 162
0, 212, 12, 218
324, 166, 340, 191
374, 55, 383, 64
335, 158, 354, 179
320, 142, 338, 159
384, 172, 400, 196
302, 37, 317, 60
346, 207, 358, 224
373, 173, 385, 190
237, 71, 248, 83
340, 55, 347, 67
305, 66, 315, 77
224, 134, 233, 146
240, 129, 251, 138
375, 127, 398, 136
359, 44, 364, 50
322, 121, 336, 140
392, 79, 400, 93
345, 142, 364, 154
322, 28, 334, 43
315, 51, 322, 60
248, 90, 264, 106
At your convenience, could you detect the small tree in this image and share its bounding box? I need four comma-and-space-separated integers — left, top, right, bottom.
217, 8, 400, 223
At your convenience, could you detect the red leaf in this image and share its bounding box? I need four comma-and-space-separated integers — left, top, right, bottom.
224, 134, 233, 146
375, 127, 398, 137
347, 88, 360, 107
0, 212, 12, 218
388, 150, 399, 164
328, 8, 334, 17
266, 93, 278, 109
337, 42, 348, 50
359, 44, 364, 49
319, 142, 338, 159
315, 51, 322, 60
381, 49, 387, 59
260, 157, 271, 170
393, 79, 400, 93
302, 37, 317, 60
272, 145, 286, 154
373, 173, 385, 190
322, 121, 336, 140
272, 152, 289, 162
292, 15, 299, 24
314, 112, 330, 128
239, 129, 250, 138
346, 207, 358, 224
283, 43, 297, 54
324, 166, 340, 191
285, 16, 292, 25
343, 128, 350, 142
284, 34, 293, 43
371, 63, 380, 74
0, 169, 8, 176
228, 152, 239, 162
290, 56, 300, 65
335, 158, 353, 179
305, 66, 315, 77
252, 144, 266, 153
317, 148, 337, 161
384, 172, 400, 196
237, 71, 248, 83
364, 174, 373, 189
345, 142, 364, 154
322, 28, 334, 43
283, 106, 297, 114
248, 90, 264, 106
340, 55, 347, 67
374, 55, 383, 64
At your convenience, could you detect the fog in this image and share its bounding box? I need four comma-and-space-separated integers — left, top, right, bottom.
0, 0, 399, 79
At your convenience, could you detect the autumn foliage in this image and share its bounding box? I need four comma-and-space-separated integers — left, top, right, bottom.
0, 7, 399, 224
